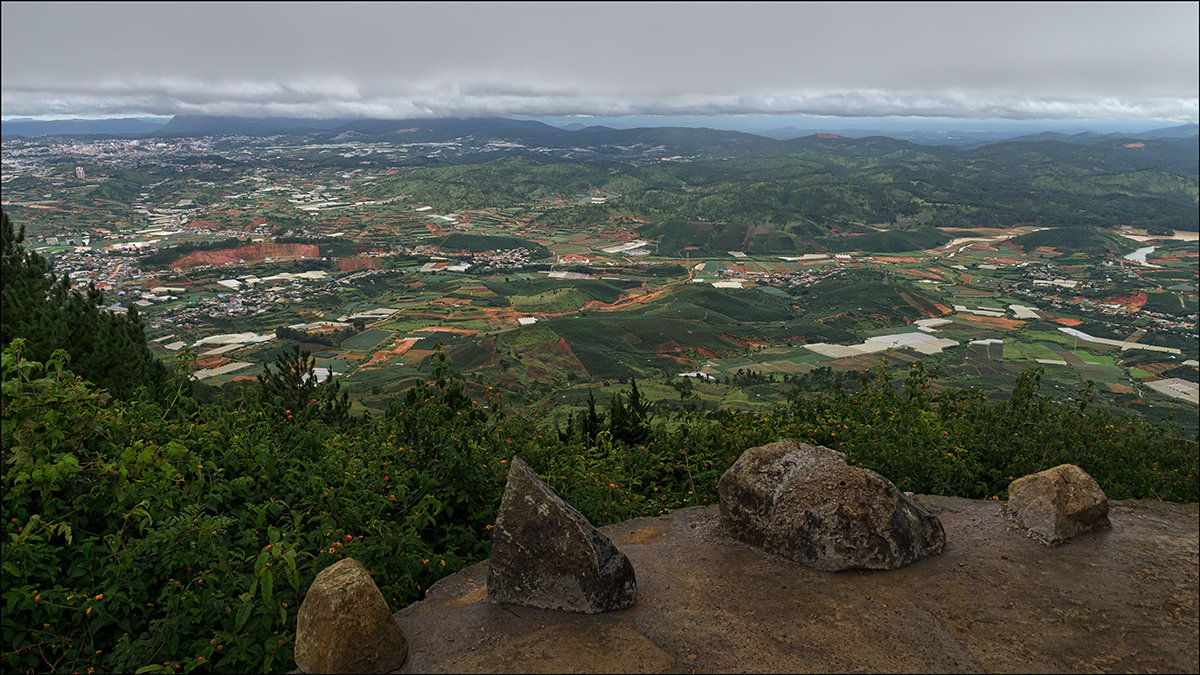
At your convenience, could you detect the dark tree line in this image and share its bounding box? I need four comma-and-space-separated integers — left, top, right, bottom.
558, 379, 653, 447
2, 211, 171, 399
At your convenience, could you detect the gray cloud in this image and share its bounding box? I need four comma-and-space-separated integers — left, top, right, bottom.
2, 2, 1197, 122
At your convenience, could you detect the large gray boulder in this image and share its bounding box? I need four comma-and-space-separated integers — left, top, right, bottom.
718, 439, 945, 571
488, 455, 637, 613
294, 557, 408, 674
1003, 464, 1110, 545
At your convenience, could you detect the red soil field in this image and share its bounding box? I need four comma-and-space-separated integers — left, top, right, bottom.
897, 266, 940, 279
170, 242, 319, 269
338, 257, 378, 272
955, 315, 1025, 331
1103, 292, 1148, 310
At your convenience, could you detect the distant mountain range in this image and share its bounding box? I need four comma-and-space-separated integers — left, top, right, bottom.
2, 114, 1197, 152
1, 117, 171, 137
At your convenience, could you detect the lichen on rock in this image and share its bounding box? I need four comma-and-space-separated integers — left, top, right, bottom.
718, 439, 945, 571
487, 455, 637, 613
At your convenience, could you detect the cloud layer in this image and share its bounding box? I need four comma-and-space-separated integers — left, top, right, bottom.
4, 78, 1196, 122
3, 2, 1197, 122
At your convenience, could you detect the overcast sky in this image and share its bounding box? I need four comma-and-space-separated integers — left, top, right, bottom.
2, 2, 1197, 123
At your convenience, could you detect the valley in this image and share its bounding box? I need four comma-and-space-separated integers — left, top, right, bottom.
3, 120, 1197, 433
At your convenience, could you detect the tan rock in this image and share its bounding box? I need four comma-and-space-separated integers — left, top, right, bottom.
294, 558, 408, 674
1004, 464, 1110, 545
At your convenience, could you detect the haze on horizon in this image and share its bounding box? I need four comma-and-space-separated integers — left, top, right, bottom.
2, 2, 1197, 126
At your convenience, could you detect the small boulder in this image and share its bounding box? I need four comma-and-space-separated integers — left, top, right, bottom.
1003, 464, 1110, 545
294, 558, 408, 674
718, 439, 945, 571
488, 455, 637, 613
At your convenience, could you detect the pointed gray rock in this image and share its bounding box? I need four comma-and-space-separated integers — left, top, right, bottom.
718, 439, 945, 571
488, 455, 637, 613
294, 557, 407, 674
1004, 464, 1110, 545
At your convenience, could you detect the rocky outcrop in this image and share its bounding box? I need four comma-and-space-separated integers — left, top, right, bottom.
294, 558, 408, 674
1003, 463, 1110, 545
718, 439, 945, 571
392, 500, 1200, 674
487, 455, 637, 613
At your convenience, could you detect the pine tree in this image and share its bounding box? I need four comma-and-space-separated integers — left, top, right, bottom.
1, 210, 170, 399
259, 345, 352, 427
608, 378, 651, 446
575, 389, 604, 443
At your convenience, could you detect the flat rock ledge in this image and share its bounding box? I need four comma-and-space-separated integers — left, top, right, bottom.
718, 439, 945, 570
487, 455, 637, 614
391, 498, 1198, 674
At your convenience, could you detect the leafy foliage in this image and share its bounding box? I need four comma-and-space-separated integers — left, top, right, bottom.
2, 337, 1195, 674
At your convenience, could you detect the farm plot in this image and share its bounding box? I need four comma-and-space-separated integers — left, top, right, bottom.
341, 328, 395, 351
509, 288, 592, 314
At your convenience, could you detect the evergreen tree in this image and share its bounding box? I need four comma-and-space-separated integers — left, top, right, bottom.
608, 378, 651, 446
1, 211, 170, 399
580, 389, 605, 442
259, 345, 352, 428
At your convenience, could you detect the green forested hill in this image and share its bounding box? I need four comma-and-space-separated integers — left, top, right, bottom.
1008, 226, 1141, 255
362, 137, 1197, 236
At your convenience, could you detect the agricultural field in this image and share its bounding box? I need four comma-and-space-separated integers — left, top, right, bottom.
3, 128, 1196, 434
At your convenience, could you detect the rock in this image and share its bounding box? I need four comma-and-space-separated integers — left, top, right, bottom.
393, 500, 1200, 674
718, 439, 945, 571
1003, 464, 1110, 545
294, 558, 408, 674
488, 455, 637, 613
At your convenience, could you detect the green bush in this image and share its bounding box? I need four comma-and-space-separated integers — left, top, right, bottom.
3, 342, 1195, 674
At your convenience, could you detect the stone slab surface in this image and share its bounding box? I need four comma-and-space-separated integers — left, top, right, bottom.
390, 498, 1199, 673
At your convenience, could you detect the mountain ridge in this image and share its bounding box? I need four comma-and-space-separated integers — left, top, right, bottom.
4, 115, 1196, 150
